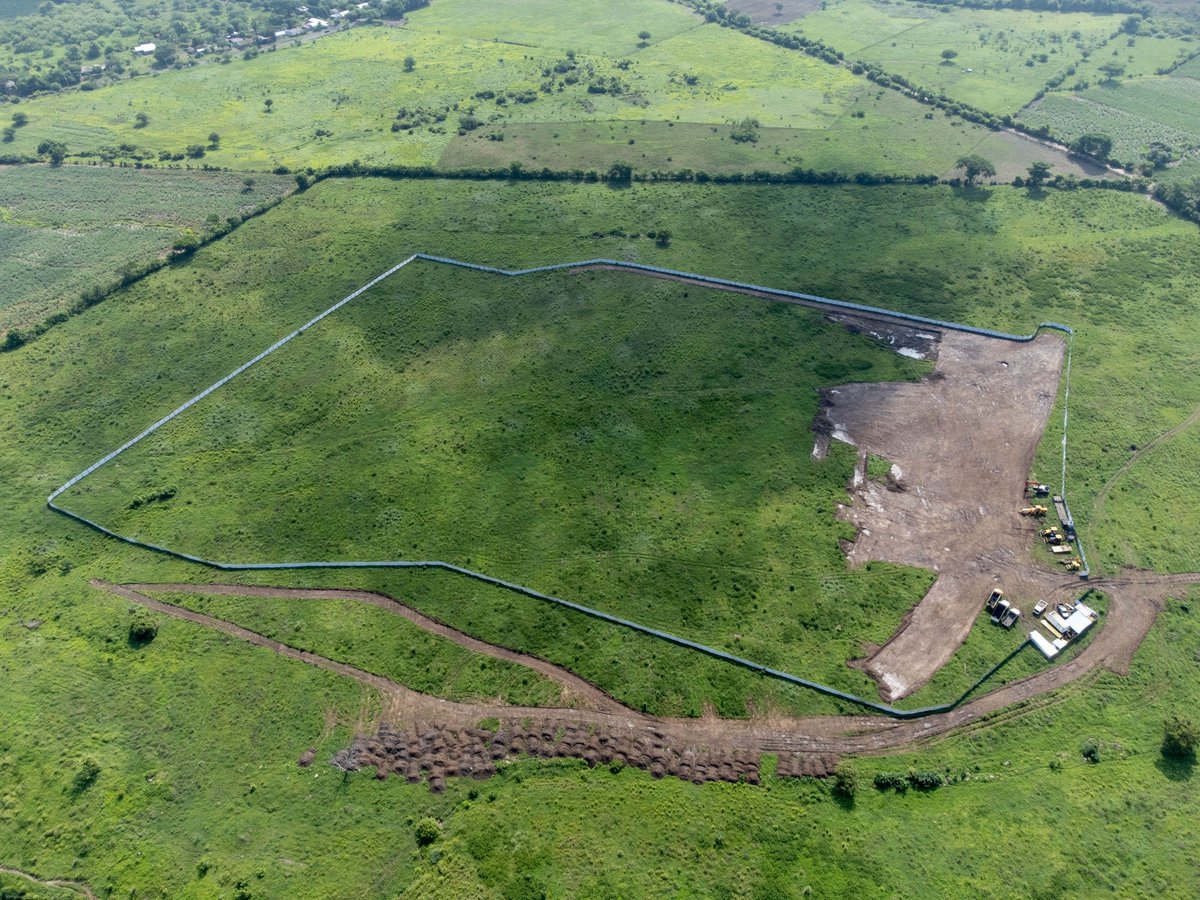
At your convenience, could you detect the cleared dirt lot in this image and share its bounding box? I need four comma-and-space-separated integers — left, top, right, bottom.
822, 329, 1066, 699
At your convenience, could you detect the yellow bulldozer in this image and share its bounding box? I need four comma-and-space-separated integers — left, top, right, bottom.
1061, 557, 1082, 572
1021, 505, 1049, 517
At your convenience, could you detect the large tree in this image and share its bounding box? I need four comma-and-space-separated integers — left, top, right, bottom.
1163, 714, 1199, 759
955, 155, 996, 185
1071, 133, 1113, 161
1026, 161, 1053, 188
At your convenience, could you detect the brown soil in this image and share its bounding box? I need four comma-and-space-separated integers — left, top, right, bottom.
823, 329, 1069, 699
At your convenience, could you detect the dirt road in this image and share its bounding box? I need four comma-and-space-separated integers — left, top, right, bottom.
95, 574, 1198, 763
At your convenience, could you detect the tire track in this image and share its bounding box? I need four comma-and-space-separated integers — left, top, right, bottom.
0, 866, 95, 899
1092, 400, 1200, 521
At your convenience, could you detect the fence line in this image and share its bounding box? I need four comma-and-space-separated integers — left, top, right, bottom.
48, 252, 1078, 717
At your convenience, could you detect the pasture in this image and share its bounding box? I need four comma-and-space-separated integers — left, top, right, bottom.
3, 175, 1200, 894
785, 0, 1120, 115
5, 19, 1034, 177
0, 164, 293, 334
59, 261, 935, 708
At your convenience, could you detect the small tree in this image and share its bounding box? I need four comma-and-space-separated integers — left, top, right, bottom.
1099, 62, 1125, 83
941, 49, 958, 64
637, 30, 651, 46
12, 111, 28, 127
403, 54, 415, 72
775, 1, 784, 14
134, 111, 149, 128
37, 139, 68, 166
1, 127, 13, 143
208, 131, 221, 148
655, 228, 671, 248
414, 817, 441, 846
1162, 714, 1199, 759
263, 98, 274, 112
185, 143, 206, 158
955, 154, 996, 185
1026, 161, 1052, 188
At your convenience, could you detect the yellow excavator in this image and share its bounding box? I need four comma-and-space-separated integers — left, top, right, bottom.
1021, 505, 1049, 517
1062, 557, 1082, 572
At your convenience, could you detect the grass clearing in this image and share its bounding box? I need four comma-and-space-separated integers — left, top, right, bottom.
0, 164, 293, 333
147, 591, 567, 707
785, 0, 1119, 114
6, 18, 1036, 177
403, 0, 704, 56
59, 261, 935, 708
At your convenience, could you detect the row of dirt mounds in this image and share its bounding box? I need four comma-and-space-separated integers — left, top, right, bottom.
329, 720, 812, 792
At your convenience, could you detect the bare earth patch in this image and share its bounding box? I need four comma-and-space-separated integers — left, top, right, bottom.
822, 329, 1065, 700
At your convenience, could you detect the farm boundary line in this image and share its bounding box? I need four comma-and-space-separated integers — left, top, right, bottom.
48, 252, 1077, 719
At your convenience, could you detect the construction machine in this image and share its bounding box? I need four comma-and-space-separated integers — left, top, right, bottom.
1062, 557, 1082, 572
1025, 480, 1051, 498
1020, 505, 1049, 517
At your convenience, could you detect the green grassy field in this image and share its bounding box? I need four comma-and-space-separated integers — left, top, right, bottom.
0, 164, 294, 334
1018, 76, 1200, 164
59, 261, 935, 707
3, 16, 1052, 178
785, 0, 1119, 115
1071, 32, 1198, 82
148, 591, 566, 707
3, 175, 1200, 894
404, 0, 704, 56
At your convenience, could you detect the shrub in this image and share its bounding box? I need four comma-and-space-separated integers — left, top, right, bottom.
832, 766, 858, 799
1081, 738, 1101, 764
1162, 714, 1199, 759
71, 757, 101, 793
129, 610, 158, 643
414, 817, 441, 846
873, 772, 907, 793
906, 770, 944, 791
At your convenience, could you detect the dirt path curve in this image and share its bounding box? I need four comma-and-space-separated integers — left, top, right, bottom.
0, 866, 96, 899
120, 582, 623, 713
94, 574, 1197, 757
1091, 400, 1200, 523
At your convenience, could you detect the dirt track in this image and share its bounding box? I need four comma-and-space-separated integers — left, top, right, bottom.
95, 574, 1199, 768
0, 866, 95, 899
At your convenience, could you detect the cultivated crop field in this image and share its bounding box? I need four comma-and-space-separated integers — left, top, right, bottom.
0, 164, 293, 334
784, 0, 1119, 114
1018, 76, 1200, 163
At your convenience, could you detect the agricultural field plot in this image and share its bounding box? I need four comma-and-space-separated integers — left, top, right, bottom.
1018, 76, 1200, 164
402, 0, 704, 56
0, 164, 293, 335
1070, 32, 1199, 82
783, 0, 1120, 115
5, 17, 1051, 177
1175, 51, 1200, 77
58, 261, 939, 704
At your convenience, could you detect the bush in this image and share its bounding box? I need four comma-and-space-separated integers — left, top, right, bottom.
906, 770, 944, 791
414, 817, 441, 846
1081, 738, 1101, 764
1162, 714, 1199, 759
129, 610, 158, 643
832, 766, 858, 799
71, 757, 101, 793
873, 772, 907, 793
